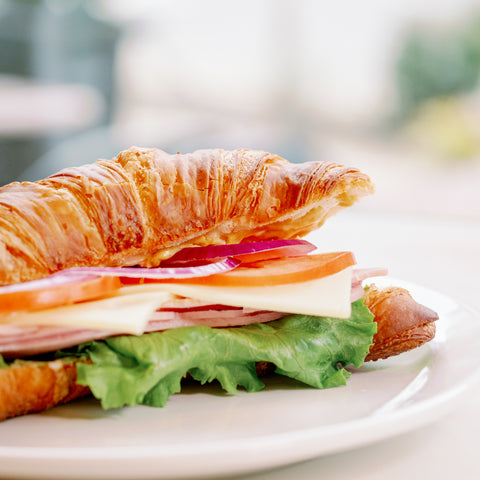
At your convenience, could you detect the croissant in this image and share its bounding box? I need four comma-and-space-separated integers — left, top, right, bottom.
0, 147, 438, 421
364, 285, 438, 361
0, 147, 373, 286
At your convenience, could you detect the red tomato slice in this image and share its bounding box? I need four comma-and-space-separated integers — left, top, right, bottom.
164, 251, 356, 287
0, 274, 122, 313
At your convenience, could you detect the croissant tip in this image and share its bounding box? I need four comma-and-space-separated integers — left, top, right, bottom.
364, 284, 439, 362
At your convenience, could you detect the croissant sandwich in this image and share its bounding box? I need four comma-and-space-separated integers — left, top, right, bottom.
0, 147, 438, 421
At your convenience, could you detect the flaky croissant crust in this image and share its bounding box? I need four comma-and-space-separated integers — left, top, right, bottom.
0, 147, 373, 285
364, 284, 438, 361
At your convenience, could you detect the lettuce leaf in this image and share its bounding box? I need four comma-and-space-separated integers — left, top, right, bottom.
74, 300, 375, 409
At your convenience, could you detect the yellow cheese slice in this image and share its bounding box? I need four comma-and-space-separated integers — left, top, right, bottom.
1, 291, 175, 335
121, 266, 353, 319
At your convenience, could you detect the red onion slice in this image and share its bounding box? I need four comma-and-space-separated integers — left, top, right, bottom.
161, 239, 316, 266
0, 272, 99, 294
63, 257, 240, 280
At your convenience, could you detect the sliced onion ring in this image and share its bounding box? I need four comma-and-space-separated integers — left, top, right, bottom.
63, 257, 240, 280
0, 272, 99, 294
161, 239, 316, 266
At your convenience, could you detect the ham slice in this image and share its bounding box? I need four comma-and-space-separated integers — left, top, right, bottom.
0, 305, 286, 358
0, 327, 112, 358
351, 268, 388, 302
146, 310, 285, 330
0, 268, 387, 358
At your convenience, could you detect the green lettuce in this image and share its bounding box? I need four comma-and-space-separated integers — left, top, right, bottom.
71, 300, 375, 409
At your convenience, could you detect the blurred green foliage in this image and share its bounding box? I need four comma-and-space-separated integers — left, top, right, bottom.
395, 16, 480, 119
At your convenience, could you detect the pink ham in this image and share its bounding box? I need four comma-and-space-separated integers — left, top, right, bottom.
0, 327, 112, 358
350, 268, 388, 301
0, 306, 286, 358
145, 310, 286, 330
0, 268, 387, 358
352, 268, 388, 284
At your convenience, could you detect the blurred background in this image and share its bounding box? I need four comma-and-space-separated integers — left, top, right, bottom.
0, 0, 480, 221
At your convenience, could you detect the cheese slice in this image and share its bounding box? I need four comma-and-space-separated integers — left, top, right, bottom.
120, 266, 353, 319
1, 291, 175, 335
0, 267, 353, 334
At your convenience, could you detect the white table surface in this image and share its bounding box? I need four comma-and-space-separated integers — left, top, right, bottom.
227, 209, 480, 480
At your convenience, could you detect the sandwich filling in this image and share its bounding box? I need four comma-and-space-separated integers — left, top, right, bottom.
0, 240, 385, 409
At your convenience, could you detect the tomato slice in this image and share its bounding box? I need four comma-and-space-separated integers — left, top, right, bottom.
165, 251, 356, 287
0, 274, 122, 313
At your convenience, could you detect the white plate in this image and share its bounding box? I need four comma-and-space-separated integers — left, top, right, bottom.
0, 279, 479, 480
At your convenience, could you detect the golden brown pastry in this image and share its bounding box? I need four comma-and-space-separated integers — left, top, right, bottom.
364, 285, 438, 361
0, 359, 89, 421
0, 147, 373, 286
